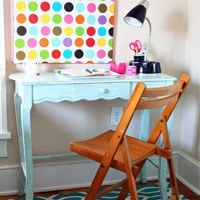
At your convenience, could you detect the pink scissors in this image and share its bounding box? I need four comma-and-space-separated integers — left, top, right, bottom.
129, 40, 142, 53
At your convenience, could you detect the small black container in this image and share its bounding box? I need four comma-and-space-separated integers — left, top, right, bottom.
146, 61, 161, 73
134, 55, 145, 63
129, 55, 145, 73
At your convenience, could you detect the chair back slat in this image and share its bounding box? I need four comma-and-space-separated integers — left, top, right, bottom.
137, 94, 179, 110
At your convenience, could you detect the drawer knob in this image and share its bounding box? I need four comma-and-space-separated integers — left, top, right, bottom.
99, 88, 108, 93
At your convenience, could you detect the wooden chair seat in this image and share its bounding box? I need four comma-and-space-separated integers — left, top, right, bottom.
71, 130, 157, 172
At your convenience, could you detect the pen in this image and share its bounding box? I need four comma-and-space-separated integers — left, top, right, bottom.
85, 68, 93, 74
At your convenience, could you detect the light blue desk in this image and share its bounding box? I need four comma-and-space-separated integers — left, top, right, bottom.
9, 72, 176, 200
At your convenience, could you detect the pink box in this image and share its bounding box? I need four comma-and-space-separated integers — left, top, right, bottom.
126, 65, 137, 75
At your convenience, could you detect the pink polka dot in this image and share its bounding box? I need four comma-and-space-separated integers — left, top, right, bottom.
64, 14, 73, 24
41, 26, 50, 36
97, 50, 106, 58
27, 38, 37, 48
87, 3, 96, 12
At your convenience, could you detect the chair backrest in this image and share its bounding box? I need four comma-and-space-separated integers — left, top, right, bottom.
100, 74, 189, 172
114, 74, 190, 146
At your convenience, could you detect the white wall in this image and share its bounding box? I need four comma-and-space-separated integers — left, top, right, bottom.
1, 0, 200, 169
114, 0, 200, 159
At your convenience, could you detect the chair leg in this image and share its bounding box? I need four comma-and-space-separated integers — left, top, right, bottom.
167, 158, 179, 200
85, 164, 110, 200
117, 179, 129, 200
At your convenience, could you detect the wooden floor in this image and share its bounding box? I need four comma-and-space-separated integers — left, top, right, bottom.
0, 180, 199, 200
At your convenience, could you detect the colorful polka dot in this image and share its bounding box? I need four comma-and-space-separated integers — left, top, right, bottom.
64, 26, 73, 36
52, 14, 62, 24
76, 3, 85, 12
51, 38, 61, 47
40, 14, 51, 24
28, 26, 38, 36
27, 38, 37, 48
29, 14, 38, 24
64, 14, 73, 24
87, 3, 96, 12
15, 39, 25, 48
40, 2, 50, 12
86, 38, 95, 47
13, 0, 115, 63
41, 26, 50, 36
75, 27, 84, 36
64, 2, 74, 12
52, 2, 62, 12
75, 38, 84, 47
28, 50, 37, 59
87, 27, 96, 36
63, 38, 72, 47
52, 49, 61, 59
28, 1, 38, 11
16, 14, 26, 24
75, 15, 85, 24
39, 38, 49, 47
16, 1, 26, 11
63, 49, 72, 59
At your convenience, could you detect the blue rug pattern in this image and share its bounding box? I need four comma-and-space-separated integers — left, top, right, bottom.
14, 183, 187, 200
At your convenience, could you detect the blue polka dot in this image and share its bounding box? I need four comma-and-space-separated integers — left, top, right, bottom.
87, 15, 96, 24
76, 3, 85, 12
52, 2, 62, 12
63, 49, 72, 59
86, 50, 95, 58
28, 26, 38, 36
98, 27, 106, 36
51, 38, 61, 47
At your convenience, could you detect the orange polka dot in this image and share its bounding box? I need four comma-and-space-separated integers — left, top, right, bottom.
75, 38, 84, 47
17, 14, 26, 23
109, 16, 114, 25
75, 15, 85, 24
39, 38, 49, 47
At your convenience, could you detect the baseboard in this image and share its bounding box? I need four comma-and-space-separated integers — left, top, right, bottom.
0, 131, 11, 157
0, 151, 199, 195
173, 151, 200, 195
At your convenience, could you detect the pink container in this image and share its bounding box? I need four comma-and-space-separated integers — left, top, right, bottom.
126, 65, 137, 75
110, 62, 126, 74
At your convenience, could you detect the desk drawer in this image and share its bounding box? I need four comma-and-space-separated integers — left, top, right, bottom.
33, 82, 130, 103
131, 80, 174, 91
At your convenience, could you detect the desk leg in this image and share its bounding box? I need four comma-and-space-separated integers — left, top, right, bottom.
14, 93, 25, 195
14, 92, 33, 200
140, 110, 173, 200
139, 109, 150, 183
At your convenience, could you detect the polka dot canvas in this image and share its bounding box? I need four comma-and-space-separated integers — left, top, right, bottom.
13, 0, 115, 64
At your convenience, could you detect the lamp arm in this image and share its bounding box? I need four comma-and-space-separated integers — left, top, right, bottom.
145, 17, 152, 61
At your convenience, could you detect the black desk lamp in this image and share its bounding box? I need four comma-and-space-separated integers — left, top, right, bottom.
124, 0, 151, 61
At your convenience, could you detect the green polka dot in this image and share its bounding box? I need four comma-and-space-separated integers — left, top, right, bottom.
52, 14, 62, 24
75, 27, 84, 36
28, 1, 38, 11
15, 39, 25, 48
40, 50, 49, 59
108, 38, 113, 47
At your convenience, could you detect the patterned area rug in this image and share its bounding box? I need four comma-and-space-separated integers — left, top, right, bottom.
14, 183, 187, 200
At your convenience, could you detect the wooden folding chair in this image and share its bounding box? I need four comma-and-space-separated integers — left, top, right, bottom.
70, 74, 190, 200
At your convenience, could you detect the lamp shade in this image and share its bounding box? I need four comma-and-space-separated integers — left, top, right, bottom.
124, 0, 149, 27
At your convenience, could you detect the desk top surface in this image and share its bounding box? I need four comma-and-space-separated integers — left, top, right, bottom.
9, 72, 177, 85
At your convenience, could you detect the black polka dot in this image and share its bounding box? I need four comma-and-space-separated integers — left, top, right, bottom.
64, 2, 74, 12
17, 26, 27, 36
74, 49, 84, 59
108, 27, 113, 37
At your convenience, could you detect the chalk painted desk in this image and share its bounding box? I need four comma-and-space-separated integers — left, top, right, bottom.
9, 72, 176, 200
